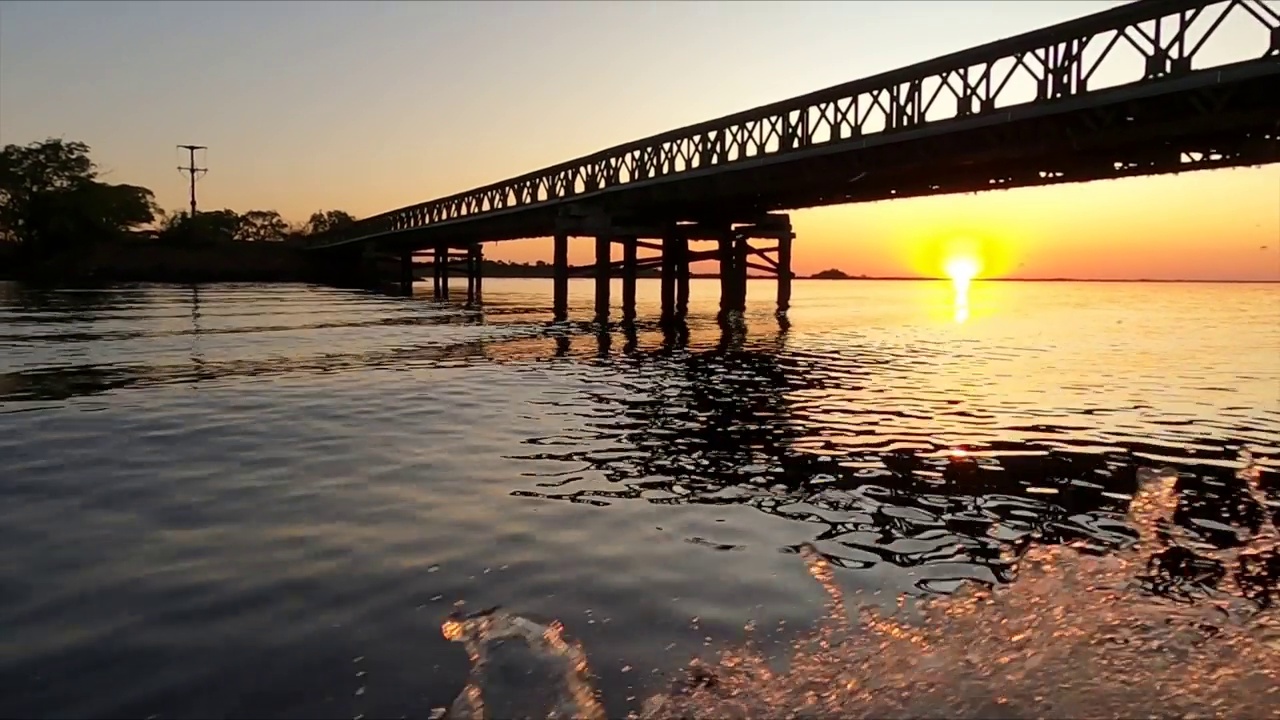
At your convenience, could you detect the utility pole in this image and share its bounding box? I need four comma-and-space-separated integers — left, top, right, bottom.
177, 145, 207, 216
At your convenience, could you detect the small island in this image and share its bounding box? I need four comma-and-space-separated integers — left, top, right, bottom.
809, 268, 852, 279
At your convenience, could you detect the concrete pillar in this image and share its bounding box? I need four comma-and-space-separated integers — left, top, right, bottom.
718, 232, 734, 317
400, 249, 414, 297
776, 233, 792, 313
473, 243, 484, 304
675, 237, 690, 318
434, 243, 448, 300
733, 233, 749, 312
621, 236, 637, 323
465, 244, 483, 305
431, 247, 439, 298
661, 236, 677, 322
466, 247, 476, 303
594, 235, 610, 324
553, 233, 569, 321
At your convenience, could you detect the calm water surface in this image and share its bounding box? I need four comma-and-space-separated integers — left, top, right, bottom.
1, 278, 1277, 718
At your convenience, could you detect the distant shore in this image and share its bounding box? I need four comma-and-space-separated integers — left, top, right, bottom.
787, 276, 1280, 283
1, 238, 317, 285
5, 268, 1275, 285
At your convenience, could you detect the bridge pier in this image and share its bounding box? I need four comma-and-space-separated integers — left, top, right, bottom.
707, 217, 791, 318
466, 243, 483, 305
553, 232, 569, 322
466, 248, 474, 301
732, 232, 749, 313
675, 237, 690, 319
434, 243, 449, 300
594, 235, 610, 325
717, 230, 740, 318
621, 236, 638, 323
399, 249, 414, 297
661, 236, 677, 323
776, 233, 792, 314
546, 213, 790, 322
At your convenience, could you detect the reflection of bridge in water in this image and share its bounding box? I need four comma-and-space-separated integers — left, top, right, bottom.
504, 317, 1278, 604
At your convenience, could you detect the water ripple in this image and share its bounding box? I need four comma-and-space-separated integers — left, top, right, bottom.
0, 279, 1276, 718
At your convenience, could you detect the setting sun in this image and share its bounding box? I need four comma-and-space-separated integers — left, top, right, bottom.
944, 255, 981, 283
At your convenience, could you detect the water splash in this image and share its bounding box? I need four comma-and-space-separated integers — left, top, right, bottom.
439, 455, 1276, 719
639, 460, 1279, 719
440, 606, 604, 720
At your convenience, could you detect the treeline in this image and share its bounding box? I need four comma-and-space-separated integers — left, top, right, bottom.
0, 137, 358, 272
477, 259, 662, 278
149, 207, 357, 245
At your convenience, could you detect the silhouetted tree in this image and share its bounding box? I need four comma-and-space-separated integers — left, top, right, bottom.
157, 209, 241, 244
0, 138, 157, 255
236, 209, 288, 242
305, 209, 357, 235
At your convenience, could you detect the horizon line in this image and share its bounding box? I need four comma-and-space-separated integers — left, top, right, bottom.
737, 276, 1280, 284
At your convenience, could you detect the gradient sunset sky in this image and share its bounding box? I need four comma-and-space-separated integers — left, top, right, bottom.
1, 0, 1276, 280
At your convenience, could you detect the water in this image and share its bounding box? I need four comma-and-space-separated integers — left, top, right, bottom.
1, 278, 1276, 719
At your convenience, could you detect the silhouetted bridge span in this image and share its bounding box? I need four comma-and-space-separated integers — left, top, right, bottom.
309, 0, 1280, 319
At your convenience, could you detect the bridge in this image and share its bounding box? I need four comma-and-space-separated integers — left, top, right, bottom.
308, 0, 1280, 320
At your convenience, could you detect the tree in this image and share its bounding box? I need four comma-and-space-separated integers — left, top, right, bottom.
157, 209, 241, 244
0, 138, 156, 255
305, 209, 357, 235
75, 183, 157, 231
236, 209, 288, 242
1, 138, 96, 246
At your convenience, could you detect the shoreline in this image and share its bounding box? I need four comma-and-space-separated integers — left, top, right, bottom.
3, 274, 1276, 285
3, 246, 1275, 286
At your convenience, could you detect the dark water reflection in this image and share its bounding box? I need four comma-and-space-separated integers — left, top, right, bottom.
0, 280, 1277, 719
513, 313, 1278, 602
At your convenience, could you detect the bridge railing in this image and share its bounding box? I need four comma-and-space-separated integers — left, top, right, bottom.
312, 0, 1278, 247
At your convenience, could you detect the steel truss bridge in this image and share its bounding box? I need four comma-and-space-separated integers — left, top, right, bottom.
307, 0, 1279, 320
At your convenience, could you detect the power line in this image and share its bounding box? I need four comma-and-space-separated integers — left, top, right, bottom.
177, 144, 208, 216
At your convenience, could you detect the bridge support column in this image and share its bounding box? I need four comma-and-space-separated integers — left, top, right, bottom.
594, 235, 610, 325
776, 232, 793, 314
621, 236, 637, 323
675, 237, 690, 319
465, 248, 475, 303
553, 233, 569, 322
717, 231, 735, 319
473, 244, 483, 304
431, 248, 440, 298
399, 249, 414, 297
434, 243, 449, 300
466, 243, 483, 305
732, 232, 749, 313
661, 236, 677, 323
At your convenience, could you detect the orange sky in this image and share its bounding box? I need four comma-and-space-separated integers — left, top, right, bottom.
483, 167, 1280, 281
2, 1, 1277, 281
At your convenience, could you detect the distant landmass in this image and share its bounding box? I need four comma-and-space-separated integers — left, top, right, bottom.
810, 268, 854, 279
475, 263, 867, 280
459, 262, 1275, 283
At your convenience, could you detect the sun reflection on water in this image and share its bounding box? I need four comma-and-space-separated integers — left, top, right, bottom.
945, 255, 980, 325
953, 285, 971, 324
